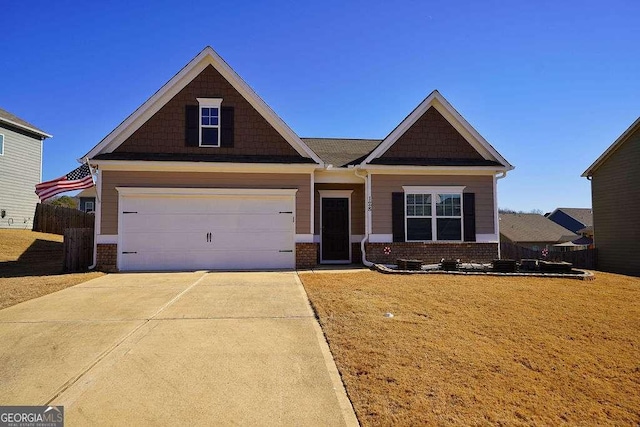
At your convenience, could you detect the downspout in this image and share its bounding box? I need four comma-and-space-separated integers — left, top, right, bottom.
88, 167, 101, 270
495, 171, 508, 259
354, 166, 373, 267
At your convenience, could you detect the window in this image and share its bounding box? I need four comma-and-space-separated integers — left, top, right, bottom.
85, 201, 94, 213
404, 186, 465, 241
0, 134, 4, 155
197, 98, 222, 147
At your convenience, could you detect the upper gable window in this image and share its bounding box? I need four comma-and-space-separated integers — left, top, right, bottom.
0, 134, 4, 155
197, 98, 222, 147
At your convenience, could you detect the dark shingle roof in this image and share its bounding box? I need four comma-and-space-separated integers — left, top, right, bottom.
93, 152, 316, 164
556, 208, 593, 227
369, 157, 503, 167
0, 107, 51, 138
302, 138, 381, 167
499, 213, 579, 243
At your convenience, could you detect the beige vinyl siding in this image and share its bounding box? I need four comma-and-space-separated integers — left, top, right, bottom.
371, 174, 495, 235
314, 183, 365, 236
0, 125, 42, 229
100, 171, 311, 235
591, 127, 640, 276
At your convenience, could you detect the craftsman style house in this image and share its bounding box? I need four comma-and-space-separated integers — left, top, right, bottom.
82, 47, 513, 271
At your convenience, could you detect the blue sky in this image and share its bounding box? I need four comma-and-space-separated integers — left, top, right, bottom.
2, 0, 639, 212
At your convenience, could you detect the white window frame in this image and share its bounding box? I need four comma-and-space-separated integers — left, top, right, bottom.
85, 201, 94, 213
0, 134, 4, 155
197, 98, 223, 147
403, 186, 466, 242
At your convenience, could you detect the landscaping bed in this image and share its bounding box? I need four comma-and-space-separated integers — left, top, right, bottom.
299, 271, 640, 425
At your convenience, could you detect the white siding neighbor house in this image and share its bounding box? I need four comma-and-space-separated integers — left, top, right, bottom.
0, 107, 52, 229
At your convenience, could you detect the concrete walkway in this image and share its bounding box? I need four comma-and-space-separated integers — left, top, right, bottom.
0, 272, 358, 426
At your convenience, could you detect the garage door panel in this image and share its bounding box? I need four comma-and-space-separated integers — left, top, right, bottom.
123, 196, 293, 215
118, 190, 296, 271
122, 231, 293, 252
121, 213, 293, 233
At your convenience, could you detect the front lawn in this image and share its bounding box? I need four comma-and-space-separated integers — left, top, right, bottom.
300, 271, 640, 425
0, 230, 103, 310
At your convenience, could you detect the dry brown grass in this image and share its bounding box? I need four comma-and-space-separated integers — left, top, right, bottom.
0, 230, 103, 310
300, 271, 640, 426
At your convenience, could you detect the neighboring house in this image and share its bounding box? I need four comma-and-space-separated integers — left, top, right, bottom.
77, 187, 96, 212
82, 47, 513, 272
583, 117, 640, 276
0, 107, 52, 229
499, 213, 578, 251
546, 207, 593, 234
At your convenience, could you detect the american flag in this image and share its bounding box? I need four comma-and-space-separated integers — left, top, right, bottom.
35, 164, 94, 202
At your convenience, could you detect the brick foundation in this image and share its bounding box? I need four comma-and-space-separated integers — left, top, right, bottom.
296, 243, 319, 269
96, 244, 118, 272
365, 242, 498, 264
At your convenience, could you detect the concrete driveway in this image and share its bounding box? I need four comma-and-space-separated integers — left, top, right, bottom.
0, 272, 358, 426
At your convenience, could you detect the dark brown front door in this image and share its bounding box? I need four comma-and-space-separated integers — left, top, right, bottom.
321, 198, 350, 262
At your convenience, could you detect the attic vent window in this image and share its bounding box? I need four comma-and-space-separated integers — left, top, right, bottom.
197, 98, 222, 147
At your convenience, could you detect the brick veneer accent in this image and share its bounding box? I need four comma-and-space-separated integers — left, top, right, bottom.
365, 242, 498, 264
296, 243, 318, 269
96, 244, 118, 272
381, 107, 485, 160
115, 65, 304, 158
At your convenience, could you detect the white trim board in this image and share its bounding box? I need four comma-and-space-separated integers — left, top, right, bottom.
82, 46, 323, 165
115, 187, 298, 197
361, 90, 513, 170
93, 160, 320, 174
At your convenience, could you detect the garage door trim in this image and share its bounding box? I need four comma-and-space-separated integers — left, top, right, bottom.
116, 187, 298, 271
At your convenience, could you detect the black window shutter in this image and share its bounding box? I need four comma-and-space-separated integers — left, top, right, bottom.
220, 107, 234, 148
392, 192, 405, 242
463, 192, 476, 242
185, 105, 199, 147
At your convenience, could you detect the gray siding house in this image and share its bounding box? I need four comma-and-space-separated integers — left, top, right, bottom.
77, 187, 96, 212
0, 108, 52, 229
583, 117, 640, 276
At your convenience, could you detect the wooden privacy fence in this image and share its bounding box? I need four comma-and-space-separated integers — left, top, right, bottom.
63, 228, 94, 272
33, 203, 94, 235
500, 242, 597, 269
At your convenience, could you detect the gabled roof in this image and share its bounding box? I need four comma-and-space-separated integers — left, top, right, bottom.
302, 138, 380, 167
583, 116, 640, 177
82, 47, 323, 165
549, 207, 593, 227
361, 90, 513, 169
499, 213, 578, 243
0, 107, 52, 139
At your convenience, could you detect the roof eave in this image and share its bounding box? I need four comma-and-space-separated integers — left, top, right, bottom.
0, 117, 52, 139
582, 116, 640, 177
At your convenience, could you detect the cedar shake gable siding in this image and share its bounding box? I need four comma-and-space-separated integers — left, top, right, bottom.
591, 125, 640, 276
380, 106, 486, 161
114, 65, 304, 158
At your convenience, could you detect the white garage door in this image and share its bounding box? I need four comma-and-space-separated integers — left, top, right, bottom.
117, 188, 297, 271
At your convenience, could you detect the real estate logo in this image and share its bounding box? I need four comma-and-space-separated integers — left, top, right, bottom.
0, 406, 64, 427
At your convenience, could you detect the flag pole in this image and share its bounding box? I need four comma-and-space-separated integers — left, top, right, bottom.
85, 157, 100, 203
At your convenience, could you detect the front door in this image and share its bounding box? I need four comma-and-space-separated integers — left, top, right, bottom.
321, 197, 350, 262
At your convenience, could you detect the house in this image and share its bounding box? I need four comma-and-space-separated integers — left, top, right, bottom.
583, 117, 640, 276
546, 207, 593, 234
499, 213, 578, 251
0, 107, 52, 229
77, 187, 96, 212
82, 47, 513, 272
